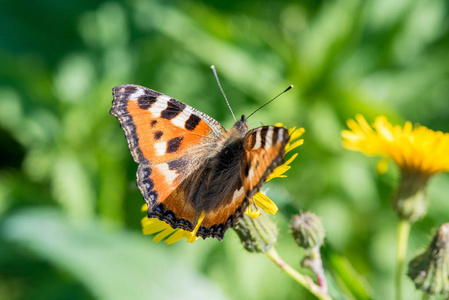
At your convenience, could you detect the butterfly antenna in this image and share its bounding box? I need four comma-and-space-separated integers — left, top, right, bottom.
211, 65, 236, 122
247, 85, 293, 120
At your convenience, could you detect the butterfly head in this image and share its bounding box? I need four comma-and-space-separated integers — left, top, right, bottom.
233, 115, 248, 136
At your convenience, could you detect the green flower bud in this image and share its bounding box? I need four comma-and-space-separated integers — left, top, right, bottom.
408, 223, 449, 296
233, 212, 278, 253
290, 212, 325, 250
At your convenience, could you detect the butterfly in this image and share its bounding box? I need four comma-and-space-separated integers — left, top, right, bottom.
110, 84, 290, 240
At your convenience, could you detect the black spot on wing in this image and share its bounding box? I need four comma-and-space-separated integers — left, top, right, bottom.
244, 159, 251, 177
138, 95, 157, 110
166, 211, 175, 220
168, 158, 188, 171
148, 203, 193, 231
142, 178, 154, 193
250, 130, 258, 149
185, 114, 201, 130
147, 191, 158, 203
154, 131, 163, 140
141, 166, 152, 177
272, 127, 280, 145
260, 127, 269, 148
110, 89, 149, 164
283, 128, 290, 141
151, 120, 157, 127
137, 165, 158, 205
166, 137, 183, 153
161, 99, 186, 120
112, 85, 137, 102
118, 85, 137, 96
195, 200, 249, 240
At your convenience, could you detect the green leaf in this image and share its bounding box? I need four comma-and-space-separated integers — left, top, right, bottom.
1, 208, 228, 300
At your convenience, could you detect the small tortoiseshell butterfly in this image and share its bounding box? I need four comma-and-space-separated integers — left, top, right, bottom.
110, 84, 290, 240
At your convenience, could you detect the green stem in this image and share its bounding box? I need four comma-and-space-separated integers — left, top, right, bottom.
303, 248, 328, 293
395, 219, 411, 300
265, 247, 332, 300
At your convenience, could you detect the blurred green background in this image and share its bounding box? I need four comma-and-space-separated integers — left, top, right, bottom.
1, 0, 449, 299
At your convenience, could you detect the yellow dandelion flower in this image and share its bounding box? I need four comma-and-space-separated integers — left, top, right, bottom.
342, 114, 449, 221
342, 114, 449, 175
142, 125, 305, 244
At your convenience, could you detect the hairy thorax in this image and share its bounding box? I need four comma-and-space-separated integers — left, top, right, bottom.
182, 116, 249, 212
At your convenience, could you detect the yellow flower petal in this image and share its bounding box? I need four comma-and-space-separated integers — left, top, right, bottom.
254, 193, 278, 215
164, 230, 190, 245
266, 165, 290, 182
141, 212, 205, 244
288, 126, 296, 135
187, 235, 199, 243
285, 139, 304, 154
342, 114, 449, 176
153, 228, 173, 243
245, 206, 262, 219
290, 127, 305, 141
142, 218, 168, 235
284, 153, 299, 166
266, 153, 298, 181
356, 114, 373, 133
187, 211, 206, 243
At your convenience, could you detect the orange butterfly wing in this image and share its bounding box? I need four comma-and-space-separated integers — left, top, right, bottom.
111, 84, 225, 227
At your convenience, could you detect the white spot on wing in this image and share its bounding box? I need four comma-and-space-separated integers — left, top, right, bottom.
265, 127, 274, 149
248, 167, 255, 182
253, 130, 262, 149
129, 89, 145, 100
232, 186, 245, 199
277, 128, 284, 143
149, 95, 170, 117
171, 111, 190, 129
154, 163, 178, 186
154, 141, 166, 156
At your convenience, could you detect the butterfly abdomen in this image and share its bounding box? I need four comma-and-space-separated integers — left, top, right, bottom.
203, 138, 246, 211
178, 134, 244, 208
